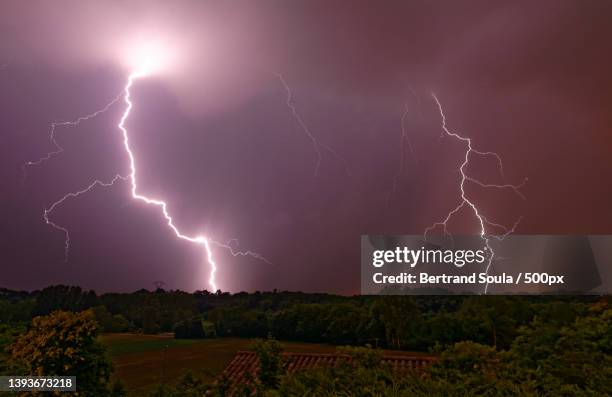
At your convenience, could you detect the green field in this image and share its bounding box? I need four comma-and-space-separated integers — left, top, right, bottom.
100, 334, 427, 395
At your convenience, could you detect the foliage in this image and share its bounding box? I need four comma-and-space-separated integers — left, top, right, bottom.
0, 286, 607, 395
92, 305, 130, 333
101, 289, 199, 334
252, 303, 612, 396
8, 310, 114, 396
275, 346, 400, 396
0, 323, 26, 375
456, 296, 532, 348
173, 317, 205, 339
32, 285, 98, 316
425, 341, 529, 396
145, 371, 210, 397
252, 337, 285, 389
503, 304, 612, 395
4, 285, 598, 352
0, 299, 34, 324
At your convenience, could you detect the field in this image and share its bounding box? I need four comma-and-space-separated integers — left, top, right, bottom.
101, 334, 342, 394
100, 333, 428, 395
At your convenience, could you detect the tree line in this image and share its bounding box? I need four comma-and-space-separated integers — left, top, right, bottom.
0, 285, 600, 351
0, 286, 609, 396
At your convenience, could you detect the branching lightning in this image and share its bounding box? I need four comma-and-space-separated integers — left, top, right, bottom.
388, 102, 418, 202
276, 73, 351, 177
43, 174, 127, 261
22, 94, 122, 181
424, 93, 527, 293
211, 239, 273, 265
118, 71, 224, 290
27, 68, 271, 292
24, 51, 523, 294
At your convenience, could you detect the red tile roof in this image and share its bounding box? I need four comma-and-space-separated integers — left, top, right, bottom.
218, 351, 436, 394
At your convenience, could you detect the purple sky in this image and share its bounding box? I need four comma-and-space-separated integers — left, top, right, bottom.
1, 0, 611, 294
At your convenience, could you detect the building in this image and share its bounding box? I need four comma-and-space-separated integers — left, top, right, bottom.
219, 350, 436, 394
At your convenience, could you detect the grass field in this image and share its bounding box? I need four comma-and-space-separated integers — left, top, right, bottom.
100, 333, 428, 395
100, 334, 340, 394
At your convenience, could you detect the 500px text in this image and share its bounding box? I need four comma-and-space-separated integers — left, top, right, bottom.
373, 272, 565, 285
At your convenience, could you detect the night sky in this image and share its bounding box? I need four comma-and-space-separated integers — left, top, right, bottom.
1, 0, 611, 294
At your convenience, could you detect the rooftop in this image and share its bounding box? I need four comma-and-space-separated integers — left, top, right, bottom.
219, 351, 436, 394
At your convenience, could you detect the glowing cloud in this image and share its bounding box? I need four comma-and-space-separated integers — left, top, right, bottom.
119, 37, 180, 77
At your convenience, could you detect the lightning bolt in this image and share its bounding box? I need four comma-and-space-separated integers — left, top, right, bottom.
28, 70, 271, 292
211, 239, 273, 265
276, 73, 351, 177
43, 174, 127, 261
388, 102, 418, 203
424, 93, 527, 293
118, 71, 225, 291
22, 94, 122, 181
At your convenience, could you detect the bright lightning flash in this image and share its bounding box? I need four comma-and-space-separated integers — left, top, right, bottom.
121, 39, 176, 78
425, 93, 527, 293
120, 70, 220, 290
27, 48, 270, 292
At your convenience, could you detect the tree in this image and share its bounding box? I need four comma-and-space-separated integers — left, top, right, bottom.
371, 296, 421, 349
142, 306, 161, 334
32, 285, 98, 316
0, 323, 26, 375
92, 305, 130, 333
276, 346, 415, 396
0, 299, 34, 324
92, 305, 113, 332
506, 304, 612, 394
252, 337, 284, 389
8, 310, 114, 396
174, 317, 205, 339
457, 296, 530, 348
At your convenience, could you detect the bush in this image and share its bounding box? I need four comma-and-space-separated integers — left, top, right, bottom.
252, 337, 284, 389
8, 310, 114, 396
